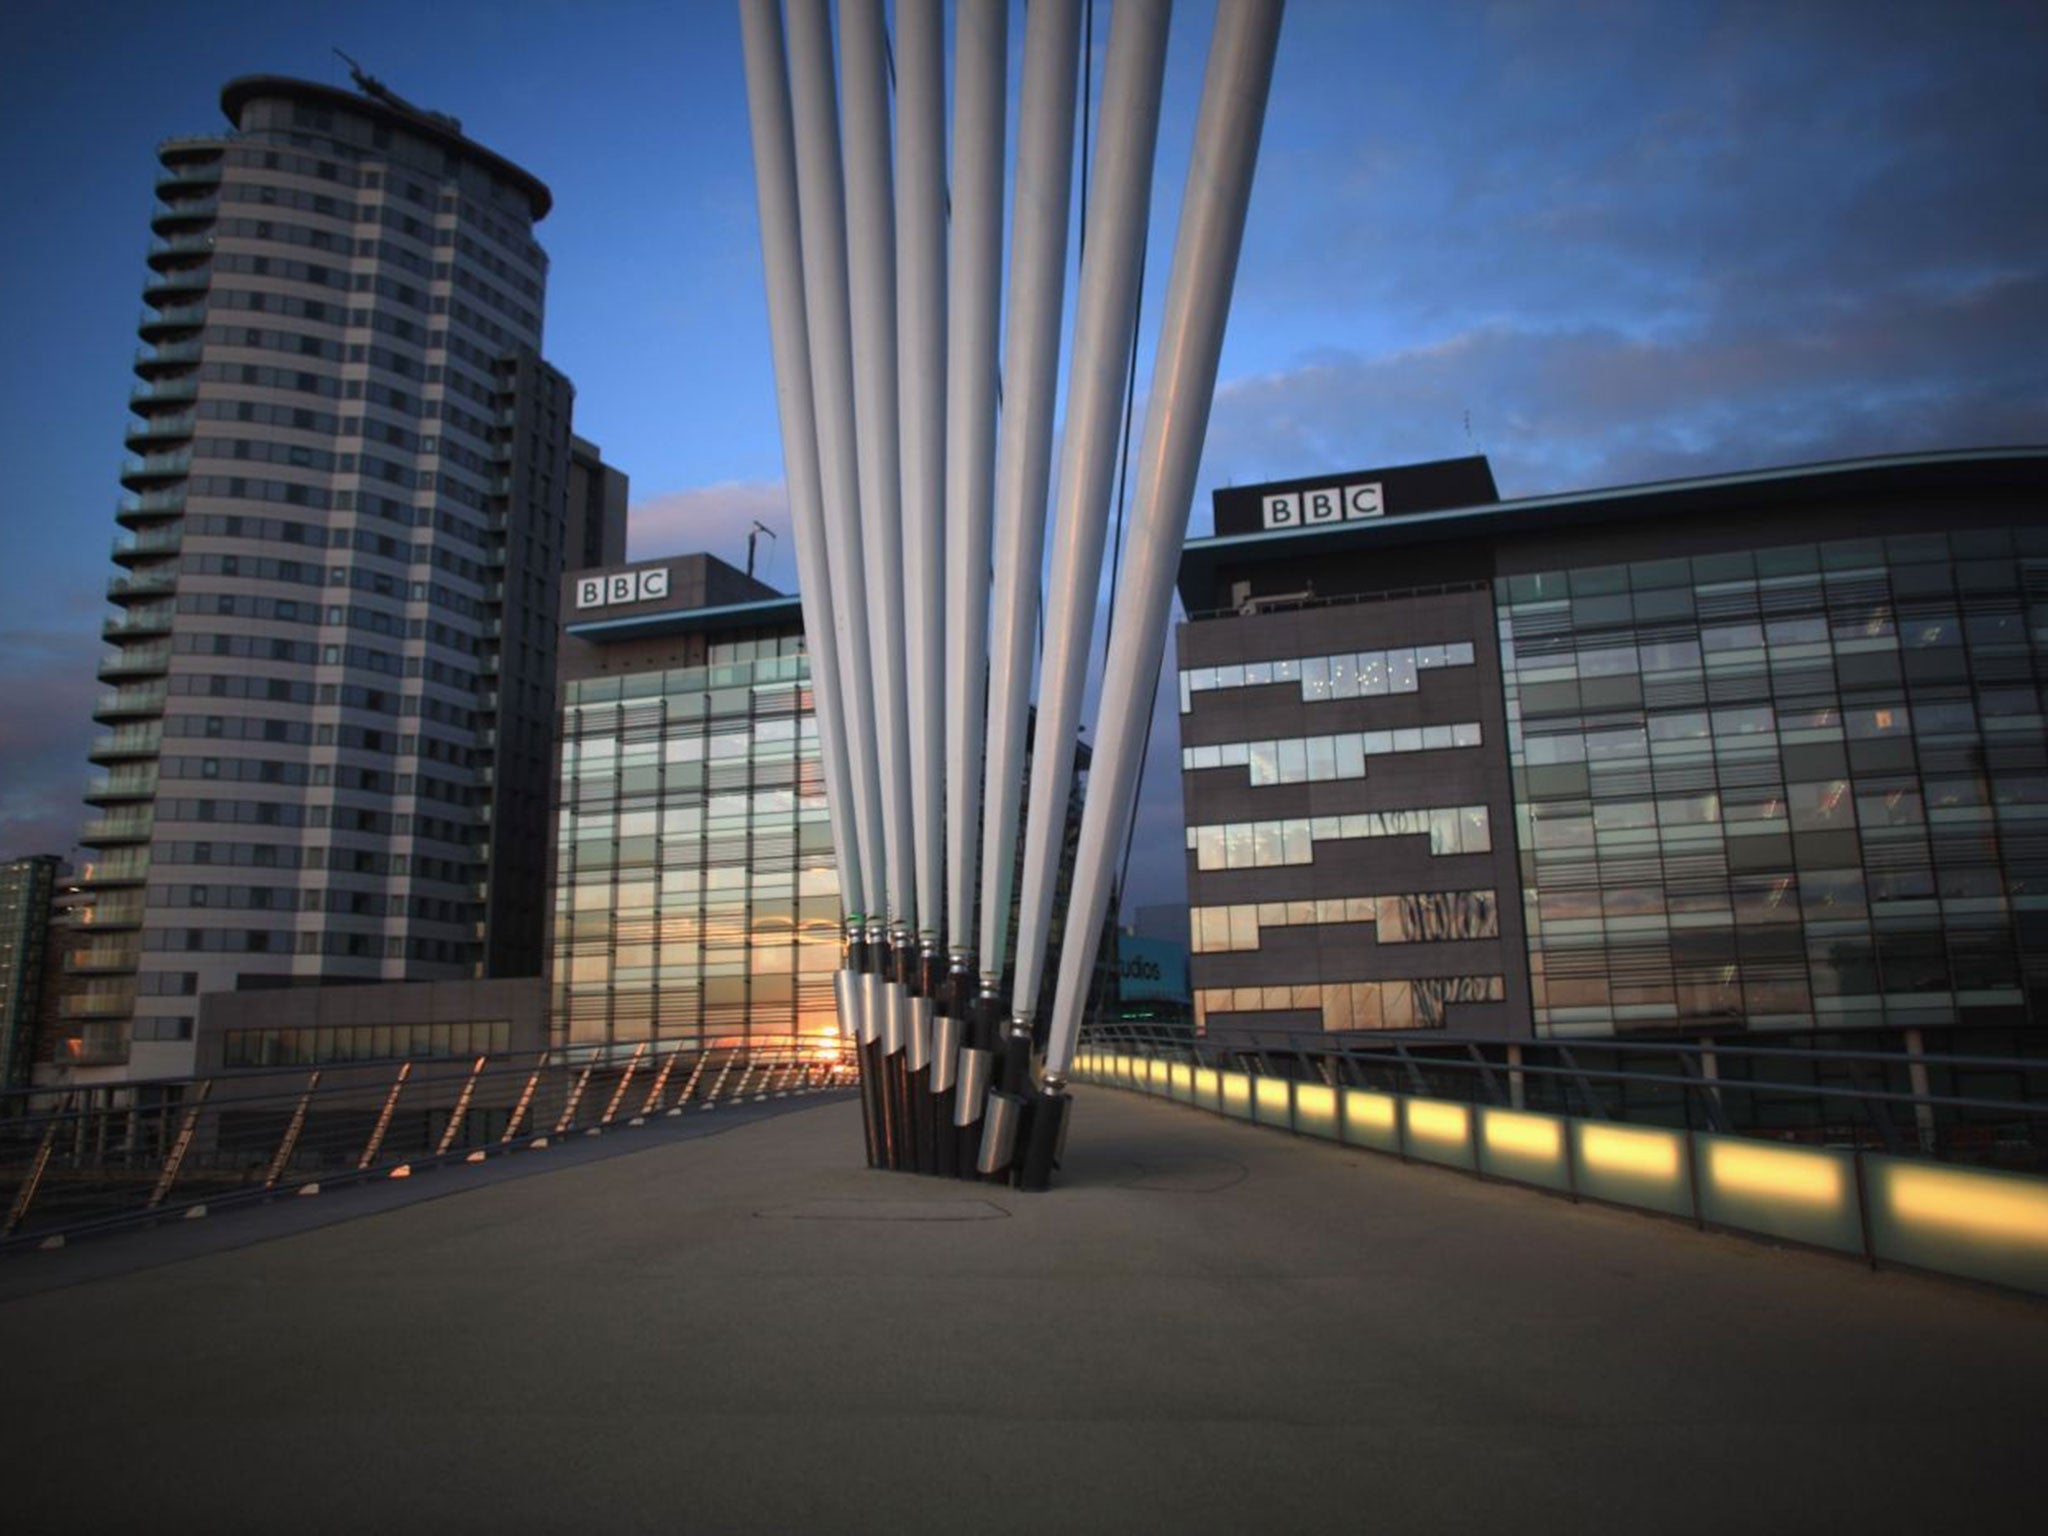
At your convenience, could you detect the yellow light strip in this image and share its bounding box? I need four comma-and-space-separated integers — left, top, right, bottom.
1484, 1111, 1562, 1161
1407, 1100, 1469, 1145
1345, 1091, 1396, 1130
1579, 1123, 1682, 1181
1886, 1164, 2048, 1247
1707, 1141, 1844, 1207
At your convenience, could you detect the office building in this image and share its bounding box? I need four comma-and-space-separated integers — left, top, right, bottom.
552, 554, 839, 1059
66, 71, 623, 1084
552, 553, 1096, 1061
1175, 448, 2048, 1042
1, 856, 61, 1092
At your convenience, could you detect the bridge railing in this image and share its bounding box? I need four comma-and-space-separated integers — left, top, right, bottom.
1074, 1022, 2048, 1296
0, 1045, 855, 1254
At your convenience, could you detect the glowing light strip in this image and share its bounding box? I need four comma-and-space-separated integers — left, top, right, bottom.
1579, 1123, 1682, 1181
1706, 1141, 1845, 1207
1483, 1111, 1562, 1162
1886, 1164, 2048, 1247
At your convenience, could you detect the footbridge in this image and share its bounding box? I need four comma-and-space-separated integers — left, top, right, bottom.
3, 1038, 2046, 1533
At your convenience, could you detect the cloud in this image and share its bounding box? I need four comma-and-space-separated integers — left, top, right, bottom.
1195, 267, 2048, 514
627, 480, 797, 591
0, 629, 101, 864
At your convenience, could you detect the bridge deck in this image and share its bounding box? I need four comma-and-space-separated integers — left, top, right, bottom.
4, 1086, 2043, 1532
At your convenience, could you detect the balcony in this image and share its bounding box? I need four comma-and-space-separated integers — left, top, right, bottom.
107, 571, 177, 604
94, 683, 167, 722
60, 985, 138, 1021
142, 267, 209, 306
78, 893, 146, 930
146, 231, 214, 269
52, 1022, 130, 1066
155, 159, 221, 195
99, 646, 171, 682
104, 605, 173, 638
113, 527, 183, 564
150, 195, 217, 232
120, 449, 190, 488
79, 848, 152, 886
89, 725, 161, 764
134, 339, 202, 375
80, 809, 154, 846
85, 767, 159, 803
65, 939, 143, 975
124, 413, 195, 453
117, 487, 187, 526
138, 303, 207, 343
130, 376, 198, 409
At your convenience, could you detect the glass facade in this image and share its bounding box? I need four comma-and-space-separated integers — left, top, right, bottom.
550, 629, 844, 1059
1499, 527, 2048, 1037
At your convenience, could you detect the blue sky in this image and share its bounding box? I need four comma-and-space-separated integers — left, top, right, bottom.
3, 0, 2044, 919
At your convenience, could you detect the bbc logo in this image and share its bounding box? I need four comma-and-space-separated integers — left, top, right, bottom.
575, 567, 671, 610
1261, 481, 1383, 530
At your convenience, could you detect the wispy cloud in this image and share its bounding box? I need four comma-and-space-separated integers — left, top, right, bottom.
627, 480, 797, 591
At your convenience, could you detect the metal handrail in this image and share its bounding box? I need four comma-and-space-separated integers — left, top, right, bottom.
1078, 1019, 2047, 1167
0, 1044, 856, 1253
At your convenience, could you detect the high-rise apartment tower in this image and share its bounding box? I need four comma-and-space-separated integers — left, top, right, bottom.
66, 72, 624, 1082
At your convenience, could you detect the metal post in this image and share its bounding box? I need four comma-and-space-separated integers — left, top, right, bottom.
357, 1064, 411, 1171
1903, 1026, 1937, 1153
501, 1055, 547, 1143
553, 1062, 594, 1136
1042, 0, 1287, 1079
600, 1041, 649, 1127
943, 0, 1007, 969
435, 1057, 488, 1156
841, 0, 916, 945
977, 0, 1083, 991
1010, 0, 1172, 1039
737, 0, 866, 928
146, 1079, 214, 1208
784, 0, 888, 919
639, 1043, 683, 1119
264, 1070, 324, 1188
897, 0, 947, 954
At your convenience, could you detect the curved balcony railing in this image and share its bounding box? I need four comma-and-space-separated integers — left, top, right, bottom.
104, 605, 174, 637
134, 339, 202, 373
118, 450, 189, 489
112, 527, 183, 562
92, 685, 166, 723
107, 571, 177, 604
87, 727, 161, 764
150, 195, 217, 231
85, 768, 159, 803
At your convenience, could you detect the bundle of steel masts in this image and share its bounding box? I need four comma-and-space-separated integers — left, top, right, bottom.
740, 0, 1281, 1189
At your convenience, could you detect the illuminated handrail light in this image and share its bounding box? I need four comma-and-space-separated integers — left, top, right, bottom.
1344, 1090, 1396, 1130
1886, 1165, 2048, 1247
1708, 1141, 1844, 1207
1407, 1100, 1468, 1146
1484, 1110, 1562, 1162
1254, 1077, 1291, 1119
1580, 1123, 1682, 1181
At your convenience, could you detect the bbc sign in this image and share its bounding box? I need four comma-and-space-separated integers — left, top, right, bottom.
1260, 481, 1383, 530
575, 567, 671, 610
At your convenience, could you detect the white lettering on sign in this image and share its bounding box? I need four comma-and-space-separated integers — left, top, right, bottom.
575, 568, 672, 610
1261, 481, 1384, 530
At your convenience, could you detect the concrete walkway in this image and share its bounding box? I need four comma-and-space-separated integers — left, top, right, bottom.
4, 1086, 2043, 1534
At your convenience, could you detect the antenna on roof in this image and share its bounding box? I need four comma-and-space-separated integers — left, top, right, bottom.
746, 520, 777, 582
332, 48, 463, 133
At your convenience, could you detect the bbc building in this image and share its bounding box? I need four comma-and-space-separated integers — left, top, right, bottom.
1174, 448, 2048, 1046
550, 555, 843, 1060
